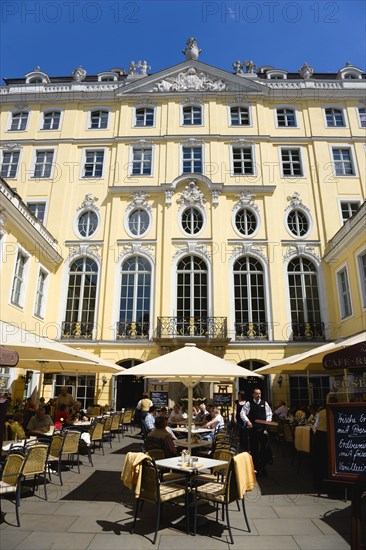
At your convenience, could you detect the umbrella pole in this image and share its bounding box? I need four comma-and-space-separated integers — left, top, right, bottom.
187, 384, 193, 455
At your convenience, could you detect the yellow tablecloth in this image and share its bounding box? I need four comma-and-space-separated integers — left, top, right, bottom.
294, 426, 313, 453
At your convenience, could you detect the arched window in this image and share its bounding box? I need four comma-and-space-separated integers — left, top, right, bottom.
177, 256, 208, 335
62, 258, 98, 339
118, 256, 151, 339
77, 210, 99, 237
234, 207, 258, 236
233, 257, 268, 340
287, 257, 324, 341
286, 209, 310, 237
181, 206, 204, 235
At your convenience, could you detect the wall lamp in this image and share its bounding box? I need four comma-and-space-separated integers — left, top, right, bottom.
277, 375, 283, 387
102, 375, 108, 386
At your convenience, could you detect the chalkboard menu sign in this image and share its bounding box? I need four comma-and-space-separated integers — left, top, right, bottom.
327, 402, 366, 482
150, 391, 168, 408
213, 393, 232, 407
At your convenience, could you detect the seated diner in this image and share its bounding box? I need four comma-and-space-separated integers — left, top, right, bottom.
146, 415, 177, 458
26, 407, 54, 435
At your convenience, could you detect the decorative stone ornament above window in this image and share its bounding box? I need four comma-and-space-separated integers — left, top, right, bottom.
234, 192, 259, 213
77, 194, 99, 213
177, 181, 206, 208
182, 37, 202, 61
286, 192, 309, 212
126, 192, 152, 214
153, 68, 227, 92
298, 62, 314, 79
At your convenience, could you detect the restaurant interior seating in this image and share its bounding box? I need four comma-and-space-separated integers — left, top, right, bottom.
0, 451, 25, 527
130, 456, 190, 545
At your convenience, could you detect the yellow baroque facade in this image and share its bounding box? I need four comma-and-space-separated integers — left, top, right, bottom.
0, 49, 365, 410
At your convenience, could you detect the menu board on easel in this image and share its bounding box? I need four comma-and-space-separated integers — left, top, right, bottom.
327, 402, 366, 482
150, 391, 168, 408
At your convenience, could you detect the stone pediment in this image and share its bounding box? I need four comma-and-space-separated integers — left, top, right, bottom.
116, 60, 266, 96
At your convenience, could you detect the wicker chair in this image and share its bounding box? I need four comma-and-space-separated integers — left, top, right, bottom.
87, 420, 104, 466
22, 443, 49, 500
0, 452, 25, 526
110, 412, 122, 442
46, 433, 64, 484
131, 456, 189, 544
61, 430, 81, 474
193, 453, 252, 544
102, 416, 113, 448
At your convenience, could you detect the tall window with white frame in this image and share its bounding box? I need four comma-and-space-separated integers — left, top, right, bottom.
325, 108, 345, 127
332, 148, 355, 176
287, 257, 324, 341
337, 267, 353, 319
34, 269, 47, 318
281, 148, 303, 177
276, 108, 297, 127
131, 147, 152, 175
118, 256, 151, 340
62, 257, 98, 339
232, 146, 254, 175
1, 151, 20, 178
135, 107, 154, 127
182, 146, 202, 174
182, 105, 202, 125
11, 251, 27, 307
340, 201, 360, 223
176, 255, 208, 336
358, 107, 366, 127
10, 112, 28, 131
83, 151, 104, 178
89, 110, 108, 129
42, 111, 61, 130
230, 106, 250, 126
33, 151, 54, 178
233, 257, 268, 340
358, 252, 366, 308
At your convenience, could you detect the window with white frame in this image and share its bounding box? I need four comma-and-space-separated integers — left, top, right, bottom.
63, 257, 98, 339
1, 150, 20, 178
77, 210, 99, 237
325, 108, 346, 127
11, 250, 28, 307
233, 256, 267, 339
177, 256, 208, 329
131, 147, 152, 175
83, 150, 104, 178
181, 206, 204, 235
54, 374, 96, 409
182, 146, 203, 174
287, 257, 322, 339
89, 110, 109, 129
235, 207, 258, 236
332, 148, 355, 176
340, 201, 361, 223
182, 105, 202, 125
134, 107, 155, 127
357, 107, 366, 127
287, 209, 310, 237
42, 111, 61, 130
232, 146, 254, 175
119, 256, 151, 338
276, 108, 297, 127
281, 148, 303, 177
10, 111, 29, 131
128, 209, 150, 236
33, 150, 54, 178
34, 268, 48, 318
230, 106, 250, 126
27, 202, 46, 223
337, 267, 352, 319
357, 251, 366, 308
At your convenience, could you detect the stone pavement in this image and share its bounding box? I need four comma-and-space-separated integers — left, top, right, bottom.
0, 429, 364, 550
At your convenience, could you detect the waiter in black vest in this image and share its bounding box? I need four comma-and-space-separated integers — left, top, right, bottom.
240, 388, 272, 476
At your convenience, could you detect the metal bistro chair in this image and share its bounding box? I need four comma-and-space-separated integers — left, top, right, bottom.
21, 443, 49, 500
130, 456, 190, 545
0, 452, 25, 526
193, 453, 252, 544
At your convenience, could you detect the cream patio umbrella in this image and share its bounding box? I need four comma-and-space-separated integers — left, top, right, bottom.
0, 320, 124, 397
255, 332, 366, 374
118, 343, 263, 452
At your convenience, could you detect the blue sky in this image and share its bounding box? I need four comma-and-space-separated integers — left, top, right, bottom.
1, 0, 365, 79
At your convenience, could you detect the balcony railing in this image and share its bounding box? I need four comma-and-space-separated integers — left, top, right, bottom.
61, 321, 95, 340
116, 321, 150, 340
292, 322, 325, 341
156, 317, 227, 339
235, 322, 269, 340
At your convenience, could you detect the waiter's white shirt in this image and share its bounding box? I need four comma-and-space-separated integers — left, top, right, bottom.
240, 399, 273, 423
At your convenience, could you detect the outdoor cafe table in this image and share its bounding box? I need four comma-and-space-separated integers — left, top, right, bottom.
171, 427, 213, 436
174, 438, 212, 450
294, 425, 314, 453
2, 437, 37, 452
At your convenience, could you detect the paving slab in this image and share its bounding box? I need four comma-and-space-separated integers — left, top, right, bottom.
0, 529, 31, 549
230, 535, 300, 549
293, 534, 350, 549
252, 518, 322, 536
12, 532, 95, 550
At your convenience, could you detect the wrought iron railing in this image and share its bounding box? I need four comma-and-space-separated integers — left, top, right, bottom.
61, 321, 95, 340
156, 317, 227, 339
292, 322, 325, 341
116, 321, 150, 340
235, 322, 269, 340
